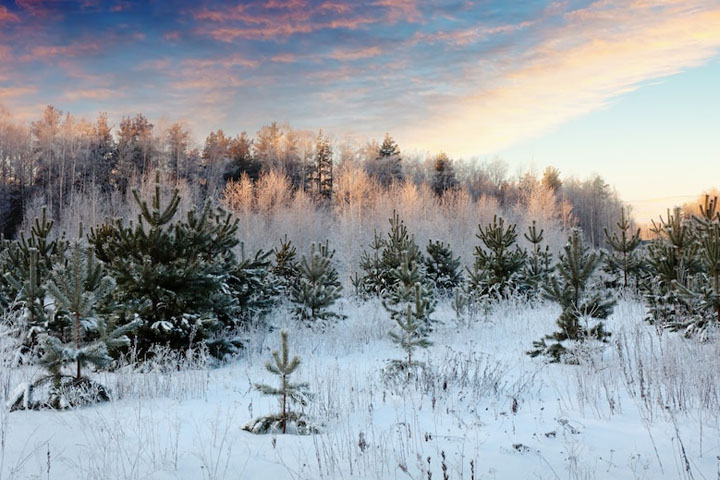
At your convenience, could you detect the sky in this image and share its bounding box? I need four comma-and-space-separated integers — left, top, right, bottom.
0, 0, 719, 221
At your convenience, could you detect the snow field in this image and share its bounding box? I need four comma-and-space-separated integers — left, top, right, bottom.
0, 296, 719, 479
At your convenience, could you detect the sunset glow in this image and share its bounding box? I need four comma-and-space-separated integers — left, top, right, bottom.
1, 0, 719, 219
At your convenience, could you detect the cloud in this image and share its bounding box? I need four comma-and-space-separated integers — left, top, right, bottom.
327, 46, 382, 61
25, 42, 102, 60
0, 86, 37, 99
0, 5, 20, 23
62, 88, 117, 101
404, 0, 720, 156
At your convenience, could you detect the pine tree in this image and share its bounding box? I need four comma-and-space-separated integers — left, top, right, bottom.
424, 240, 462, 293
383, 251, 435, 334
231, 242, 277, 324
10, 238, 139, 410
245, 331, 314, 434
672, 198, 720, 335
312, 130, 333, 200
643, 207, 700, 328
354, 230, 385, 297
1, 207, 67, 356
388, 284, 433, 380
430, 152, 458, 197
272, 235, 299, 293
603, 208, 642, 288
89, 174, 241, 356
291, 241, 344, 325
355, 211, 426, 298
374, 133, 403, 186
469, 215, 526, 297
529, 229, 615, 362
519, 221, 553, 296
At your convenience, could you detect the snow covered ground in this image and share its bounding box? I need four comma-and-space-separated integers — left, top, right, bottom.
1, 297, 719, 480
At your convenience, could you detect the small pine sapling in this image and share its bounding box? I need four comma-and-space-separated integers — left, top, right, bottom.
10, 236, 139, 410
425, 240, 463, 294
388, 284, 433, 380
519, 221, 553, 297
383, 250, 436, 334
244, 331, 316, 434
469, 215, 526, 297
603, 208, 642, 289
529, 229, 615, 362
354, 230, 386, 297
272, 235, 299, 293
291, 241, 344, 326
643, 207, 700, 329
674, 201, 720, 335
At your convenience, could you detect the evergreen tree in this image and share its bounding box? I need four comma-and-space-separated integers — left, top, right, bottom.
518, 221, 553, 296
244, 331, 314, 434
388, 284, 433, 380
469, 215, 526, 297
1, 208, 67, 356
355, 211, 426, 298
308, 130, 334, 200
424, 239, 462, 293
603, 208, 642, 288
383, 251, 435, 334
291, 241, 344, 325
89, 175, 241, 355
530, 229, 615, 362
430, 152, 458, 197
354, 230, 385, 297
672, 197, 720, 335
373, 133, 403, 186
272, 235, 299, 293
9, 239, 139, 410
231, 242, 277, 324
643, 207, 700, 327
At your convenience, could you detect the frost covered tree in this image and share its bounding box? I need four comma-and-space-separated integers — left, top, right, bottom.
244, 331, 315, 434
468, 215, 526, 297
430, 152, 458, 197
603, 208, 642, 288
10, 239, 139, 410
355, 211, 426, 298
232, 242, 277, 324
388, 284, 433, 380
1, 207, 67, 357
518, 221, 553, 296
672, 197, 720, 335
291, 241, 344, 325
424, 240, 462, 293
384, 251, 435, 334
272, 235, 299, 293
354, 230, 385, 297
643, 207, 701, 327
530, 229, 615, 362
89, 175, 241, 356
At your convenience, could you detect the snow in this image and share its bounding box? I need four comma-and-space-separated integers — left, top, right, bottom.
1, 296, 719, 479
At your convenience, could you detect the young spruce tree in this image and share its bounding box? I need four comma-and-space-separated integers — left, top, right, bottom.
519, 221, 553, 297
89, 175, 241, 356
425, 240, 463, 294
388, 284, 433, 380
245, 331, 314, 434
468, 215, 526, 297
530, 229, 615, 362
603, 208, 642, 288
291, 241, 344, 325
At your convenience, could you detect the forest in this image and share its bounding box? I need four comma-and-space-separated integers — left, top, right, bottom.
1, 105, 719, 479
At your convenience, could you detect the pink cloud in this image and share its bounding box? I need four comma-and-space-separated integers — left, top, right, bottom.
26, 42, 102, 60
63, 88, 117, 101
164, 31, 180, 41
271, 53, 298, 63
327, 46, 382, 61
371, 0, 421, 23
0, 5, 20, 22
